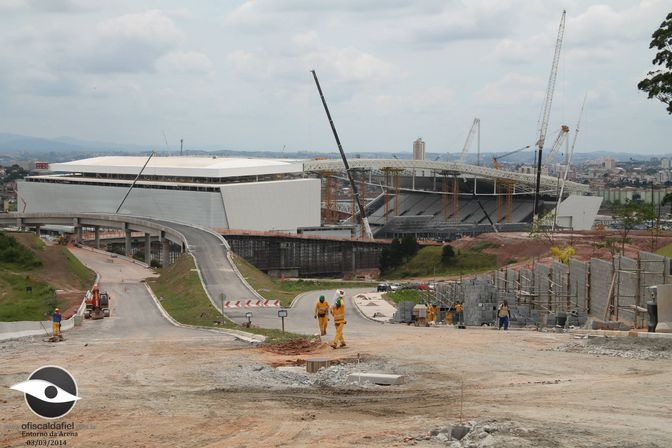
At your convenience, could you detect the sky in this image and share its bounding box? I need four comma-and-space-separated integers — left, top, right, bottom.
0, 0, 670, 154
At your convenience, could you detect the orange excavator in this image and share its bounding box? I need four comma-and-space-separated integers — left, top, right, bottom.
84, 284, 111, 319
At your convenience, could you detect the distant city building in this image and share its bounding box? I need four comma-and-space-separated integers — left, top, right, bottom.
662, 158, 671, 169
603, 158, 616, 170
413, 138, 425, 160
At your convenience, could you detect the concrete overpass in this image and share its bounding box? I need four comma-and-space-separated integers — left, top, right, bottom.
0, 212, 262, 320
0, 213, 186, 266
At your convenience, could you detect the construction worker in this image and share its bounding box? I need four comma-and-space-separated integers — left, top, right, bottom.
455, 301, 464, 327
314, 295, 330, 336
497, 299, 511, 330
52, 307, 62, 337
427, 303, 436, 323
330, 294, 346, 349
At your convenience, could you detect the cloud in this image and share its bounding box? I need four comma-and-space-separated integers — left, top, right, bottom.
292, 30, 318, 47
0, 0, 92, 14
61, 10, 183, 73
227, 46, 398, 84
157, 51, 214, 75
476, 73, 544, 106
11, 69, 80, 97
373, 87, 455, 114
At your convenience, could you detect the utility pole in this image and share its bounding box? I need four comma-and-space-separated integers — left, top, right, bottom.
180, 139, 183, 156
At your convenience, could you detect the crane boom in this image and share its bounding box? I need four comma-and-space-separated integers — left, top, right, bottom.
533, 10, 566, 219
459, 118, 480, 164
491, 145, 531, 170
543, 125, 570, 166
552, 94, 587, 231
311, 70, 373, 239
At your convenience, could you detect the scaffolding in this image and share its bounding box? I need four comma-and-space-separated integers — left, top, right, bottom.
382, 168, 403, 224
322, 172, 339, 224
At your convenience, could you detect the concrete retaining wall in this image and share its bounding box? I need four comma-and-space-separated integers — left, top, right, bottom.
589, 258, 613, 319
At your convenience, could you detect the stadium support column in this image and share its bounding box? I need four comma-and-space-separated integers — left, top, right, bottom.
124, 227, 132, 257
94, 226, 100, 249
76, 226, 83, 244
145, 233, 151, 264
161, 238, 170, 267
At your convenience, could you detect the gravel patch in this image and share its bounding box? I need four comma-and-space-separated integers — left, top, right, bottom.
553, 336, 672, 361
211, 358, 412, 390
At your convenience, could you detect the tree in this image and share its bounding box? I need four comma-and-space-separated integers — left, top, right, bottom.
612, 200, 656, 254
638, 12, 672, 114
441, 245, 456, 265
400, 235, 419, 259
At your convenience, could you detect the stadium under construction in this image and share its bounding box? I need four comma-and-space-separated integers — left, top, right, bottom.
17, 154, 597, 241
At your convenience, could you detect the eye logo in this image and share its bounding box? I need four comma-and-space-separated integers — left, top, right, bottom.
10, 366, 80, 419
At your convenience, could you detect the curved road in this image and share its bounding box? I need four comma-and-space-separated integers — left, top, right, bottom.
152, 220, 379, 336
68, 247, 238, 343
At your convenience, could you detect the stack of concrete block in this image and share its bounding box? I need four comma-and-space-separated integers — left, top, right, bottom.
393, 301, 415, 323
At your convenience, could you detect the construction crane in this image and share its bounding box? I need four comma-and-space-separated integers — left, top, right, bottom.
552, 94, 588, 231
533, 10, 566, 219
491, 145, 531, 170
311, 70, 374, 239
543, 125, 570, 167
459, 118, 480, 165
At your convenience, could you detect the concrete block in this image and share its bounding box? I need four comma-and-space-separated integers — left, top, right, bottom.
655, 284, 672, 333
346, 372, 405, 386
305, 358, 330, 373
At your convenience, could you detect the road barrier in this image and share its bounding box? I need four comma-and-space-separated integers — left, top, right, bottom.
223, 299, 280, 308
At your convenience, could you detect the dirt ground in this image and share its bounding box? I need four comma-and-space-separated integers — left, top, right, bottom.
2, 328, 671, 447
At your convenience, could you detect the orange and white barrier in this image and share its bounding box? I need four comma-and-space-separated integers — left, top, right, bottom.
222, 299, 280, 308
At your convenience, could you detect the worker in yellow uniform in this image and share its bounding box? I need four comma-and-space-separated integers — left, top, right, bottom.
455, 301, 464, 327
427, 304, 435, 323
330, 295, 346, 349
52, 307, 62, 337
314, 295, 330, 336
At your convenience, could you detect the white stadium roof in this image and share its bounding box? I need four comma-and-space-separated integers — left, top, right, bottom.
49, 156, 304, 178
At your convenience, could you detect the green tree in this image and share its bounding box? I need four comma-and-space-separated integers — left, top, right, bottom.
441, 244, 456, 265
638, 12, 672, 114
379, 238, 403, 274
612, 200, 656, 253
399, 235, 419, 259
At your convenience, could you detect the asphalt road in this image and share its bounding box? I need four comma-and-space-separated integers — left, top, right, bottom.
68, 247, 236, 342
150, 220, 381, 337
151, 221, 256, 307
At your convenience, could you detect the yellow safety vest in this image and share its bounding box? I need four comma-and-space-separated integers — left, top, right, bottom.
315, 301, 330, 316
332, 304, 345, 323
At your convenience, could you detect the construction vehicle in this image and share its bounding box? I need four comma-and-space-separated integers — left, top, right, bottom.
84, 284, 111, 319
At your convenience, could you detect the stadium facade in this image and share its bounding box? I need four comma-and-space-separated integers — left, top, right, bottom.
17, 155, 596, 237
18, 156, 321, 232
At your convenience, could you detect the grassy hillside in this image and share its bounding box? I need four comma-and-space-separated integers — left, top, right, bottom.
146, 254, 305, 343
0, 232, 95, 321
383, 245, 497, 279
656, 243, 672, 258
231, 253, 376, 307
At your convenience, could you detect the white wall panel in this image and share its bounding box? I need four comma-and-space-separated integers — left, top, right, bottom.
220, 179, 320, 232
18, 178, 321, 232
18, 181, 228, 228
